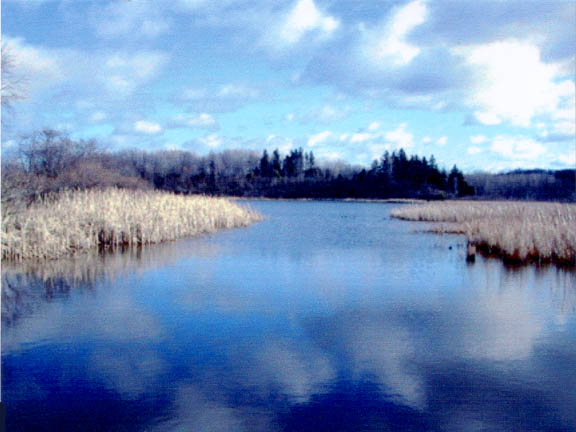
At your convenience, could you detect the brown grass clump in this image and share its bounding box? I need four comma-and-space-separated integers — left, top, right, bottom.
390, 201, 576, 265
1, 188, 261, 261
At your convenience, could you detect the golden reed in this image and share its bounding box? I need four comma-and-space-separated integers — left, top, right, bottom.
2, 188, 261, 261
391, 201, 576, 265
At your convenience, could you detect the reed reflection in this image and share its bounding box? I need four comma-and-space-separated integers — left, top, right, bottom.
1, 237, 222, 328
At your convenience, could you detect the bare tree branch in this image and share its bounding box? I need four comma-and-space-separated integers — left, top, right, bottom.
1, 43, 27, 110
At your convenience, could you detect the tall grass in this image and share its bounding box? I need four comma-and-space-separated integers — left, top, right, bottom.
391, 201, 576, 265
2, 188, 261, 261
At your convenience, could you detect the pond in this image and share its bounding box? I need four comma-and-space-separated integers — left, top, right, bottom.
2, 200, 576, 431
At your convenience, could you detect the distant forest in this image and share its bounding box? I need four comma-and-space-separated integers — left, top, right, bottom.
2, 129, 574, 203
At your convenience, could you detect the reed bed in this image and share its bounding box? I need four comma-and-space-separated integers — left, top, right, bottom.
1, 188, 261, 261
390, 201, 576, 265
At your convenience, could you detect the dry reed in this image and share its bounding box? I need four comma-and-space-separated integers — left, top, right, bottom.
1, 188, 261, 261
390, 201, 576, 265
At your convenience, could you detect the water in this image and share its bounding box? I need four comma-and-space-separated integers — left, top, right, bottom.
2, 201, 575, 431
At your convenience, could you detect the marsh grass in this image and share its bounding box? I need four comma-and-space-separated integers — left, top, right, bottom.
2, 188, 261, 261
391, 201, 576, 265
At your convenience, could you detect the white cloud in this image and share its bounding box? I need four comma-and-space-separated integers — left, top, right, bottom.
553, 120, 576, 136
199, 134, 223, 148
455, 40, 575, 127
171, 113, 219, 129
303, 123, 417, 165
489, 136, 547, 160
319, 151, 343, 161
303, 104, 350, 124
467, 146, 484, 155
4, 0, 50, 7
364, 0, 428, 67
556, 149, 576, 166
80, 49, 168, 98
470, 135, 488, 144
134, 120, 163, 135
384, 123, 414, 149
305, 122, 418, 165
178, 84, 260, 112
172, 0, 210, 10
263, 0, 339, 52
281, 0, 339, 44
368, 122, 381, 131
3, 37, 63, 94
350, 132, 373, 143
266, 134, 294, 153
216, 84, 259, 99
308, 130, 332, 147
90, 111, 108, 123
93, 1, 170, 39
0, 38, 168, 124
172, 0, 246, 12
436, 136, 447, 146
181, 88, 208, 100
105, 51, 167, 81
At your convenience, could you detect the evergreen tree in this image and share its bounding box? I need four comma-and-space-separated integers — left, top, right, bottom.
259, 150, 271, 177
305, 151, 319, 178
448, 165, 474, 196
284, 148, 305, 178
295, 148, 304, 178
429, 155, 438, 171
271, 149, 282, 177
396, 148, 408, 181
381, 151, 392, 178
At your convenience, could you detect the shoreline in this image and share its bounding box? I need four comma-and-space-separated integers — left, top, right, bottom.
2, 188, 261, 262
228, 196, 427, 204
391, 201, 576, 267
224, 195, 575, 204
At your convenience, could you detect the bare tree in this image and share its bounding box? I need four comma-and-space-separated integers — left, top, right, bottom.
17, 129, 99, 178
1, 43, 27, 111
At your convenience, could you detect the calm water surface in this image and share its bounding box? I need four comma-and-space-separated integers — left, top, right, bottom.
2, 201, 576, 431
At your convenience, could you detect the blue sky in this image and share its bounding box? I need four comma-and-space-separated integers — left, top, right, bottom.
2, 0, 575, 172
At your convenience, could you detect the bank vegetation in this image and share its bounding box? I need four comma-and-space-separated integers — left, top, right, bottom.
391, 201, 576, 265
2, 188, 261, 261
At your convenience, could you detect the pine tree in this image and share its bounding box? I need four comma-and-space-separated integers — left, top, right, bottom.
271, 149, 282, 177
259, 150, 270, 177
381, 151, 392, 178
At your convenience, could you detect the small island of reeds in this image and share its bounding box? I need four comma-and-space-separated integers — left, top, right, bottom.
1, 188, 261, 261
391, 201, 576, 266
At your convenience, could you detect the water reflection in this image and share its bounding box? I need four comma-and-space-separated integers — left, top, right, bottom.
2, 201, 576, 432
1, 239, 222, 327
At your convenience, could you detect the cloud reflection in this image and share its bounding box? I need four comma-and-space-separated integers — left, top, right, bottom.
88, 347, 166, 399
2, 210, 575, 431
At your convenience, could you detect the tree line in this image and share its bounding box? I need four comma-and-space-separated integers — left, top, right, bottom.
467, 169, 575, 202
2, 129, 574, 206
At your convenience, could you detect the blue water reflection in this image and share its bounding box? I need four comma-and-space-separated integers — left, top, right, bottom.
2, 201, 576, 431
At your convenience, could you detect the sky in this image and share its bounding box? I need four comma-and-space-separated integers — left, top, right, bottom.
1, 0, 575, 172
